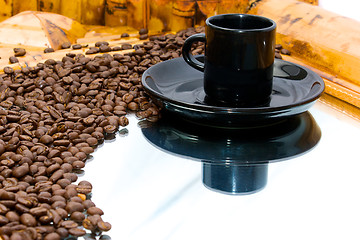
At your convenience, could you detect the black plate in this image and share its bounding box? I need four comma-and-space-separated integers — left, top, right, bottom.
142, 56, 325, 127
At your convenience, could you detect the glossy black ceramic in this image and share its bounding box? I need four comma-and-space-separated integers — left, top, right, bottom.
140, 111, 321, 165
142, 56, 325, 128
141, 111, 321, 194
182, 14, 276, 106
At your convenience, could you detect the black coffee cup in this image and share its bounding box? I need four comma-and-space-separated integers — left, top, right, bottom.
182, 14, 276, 107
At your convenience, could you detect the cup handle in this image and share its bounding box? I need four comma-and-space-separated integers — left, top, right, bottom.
182, 33, 206, 72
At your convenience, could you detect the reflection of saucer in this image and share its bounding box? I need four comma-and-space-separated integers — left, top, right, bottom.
140, 111, 321, 194
140, 111, 321, 165
142, 56, 324, 127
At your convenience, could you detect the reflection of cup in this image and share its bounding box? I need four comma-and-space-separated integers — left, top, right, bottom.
182, 14, 276, 107
202, 164, 268, 195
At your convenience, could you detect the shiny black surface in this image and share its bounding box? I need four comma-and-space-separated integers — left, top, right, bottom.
140, 111, 321, 165
141, 111, 321, 194
142, 56, 325, 127
182, 14, 276, 105
202, 164, 268, 195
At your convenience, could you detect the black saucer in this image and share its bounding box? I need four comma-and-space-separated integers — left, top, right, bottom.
142, 56, 325, 127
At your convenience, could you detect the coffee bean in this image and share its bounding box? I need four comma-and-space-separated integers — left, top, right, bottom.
82, 217, 96, 231
29, 207, 48, 217
281, 48, 291, 55
139, 34, 148, 40
70, 211, 85, 222
72, 160, 85, 169
5, 211, 19, 222
82, 199, 95, 209
40, 135, 53, 144
119, 116, 129, 127
87, 206, 104, 215
275, 52, 282, 59
139, 28, 148, 35
9, 56, 19, 64
112, 46, 122, 51
13, 48, 26, 57
121, 43, 132, 50
0, 22, 192, 239
72, 44, 82, 50
44, 232, 61, 240
68, 227, 86, 236
99, 45, 112, 53
44, 48, 55, 53
20, 213, 37, 227
56, 228, 68, 238
61, 42, 71, 49
97, 220, 112, 231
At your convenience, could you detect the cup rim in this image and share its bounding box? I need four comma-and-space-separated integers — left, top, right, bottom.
206, 14, 276, 33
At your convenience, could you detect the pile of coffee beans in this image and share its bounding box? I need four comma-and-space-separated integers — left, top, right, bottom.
0, 26, 290, 239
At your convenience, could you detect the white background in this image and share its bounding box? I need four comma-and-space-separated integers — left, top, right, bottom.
319, 0, 360, 21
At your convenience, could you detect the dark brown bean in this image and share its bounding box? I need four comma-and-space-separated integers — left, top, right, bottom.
29, 207, 48, 217
5, 211, 19, 222
65, 201, 84, 214
68, 227, 86, 236
14, 48, 26, 57
70, 211, 85, 222
44, 232, 61, 240
56, 228, 68, 238
72, 44, 82, 50
82, 199, 96, 209
87, 206, 104, 215
97, 220, 112, 231
61, 42, 71, 49
44, 48, 55, 53
20, 213, 37, 227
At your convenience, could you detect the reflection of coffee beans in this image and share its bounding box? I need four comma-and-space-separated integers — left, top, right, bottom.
0, 25, 290, 239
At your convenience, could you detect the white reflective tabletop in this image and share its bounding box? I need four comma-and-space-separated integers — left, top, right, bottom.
78, 101, 360, 240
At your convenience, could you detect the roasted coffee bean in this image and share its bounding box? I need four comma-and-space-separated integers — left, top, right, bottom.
13, 48, 26, 57
139, 34, 148, 40
99, 45, 112, 53
121, 43, 132, 50
119, 116, 129, 127
9, 56, 19, 64
61, 42, 71, 49
275, 52, 282, 59
82, 217, 96, 231
56, 228, 68, 238
97, 220, 112, 231
0, 24, 203, 240
44, 232, 61, 240
87, 206, 104, 215
72, 44, 82, 50
68, 227, 86, 236
139, 28, 148, 35
281, 48, 291, 55
20, 213, 37, 227
112, 46, 122, 51
29, 207, 48, 217
70, 211, 85, 222
0, 215, 9, 225
5, 211, 19, 222
72, 160, 85, 169
44, 48, 55, 53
